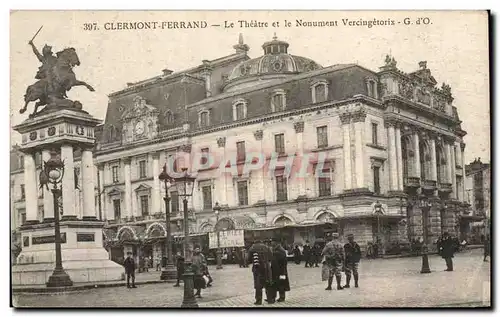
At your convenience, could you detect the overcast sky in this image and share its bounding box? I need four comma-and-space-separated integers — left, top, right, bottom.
10, 11, 490, 163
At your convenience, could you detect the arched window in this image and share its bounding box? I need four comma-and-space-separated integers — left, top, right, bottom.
316, 212, 335, 223
271, 89, 286, 112
366, 79, 378, 99
436, 145, 447, 183
215, 218, 235, 231
165, 110, 174, 125
274, 216, 292, 227
311, 81, 328, 103
232, 99, 247, 121
198, 110, 210, 128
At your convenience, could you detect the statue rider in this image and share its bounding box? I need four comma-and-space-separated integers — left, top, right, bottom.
28, 40, 56, 80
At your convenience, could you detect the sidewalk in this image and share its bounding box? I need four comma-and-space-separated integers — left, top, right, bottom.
12, 270, 169, 294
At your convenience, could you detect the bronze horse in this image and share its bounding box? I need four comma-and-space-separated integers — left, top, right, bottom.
20, 47, 95, 117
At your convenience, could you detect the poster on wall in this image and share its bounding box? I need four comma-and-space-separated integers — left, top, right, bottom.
209, 230, 245, 249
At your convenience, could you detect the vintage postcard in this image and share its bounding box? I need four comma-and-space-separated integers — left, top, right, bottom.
10, 10, 490, 308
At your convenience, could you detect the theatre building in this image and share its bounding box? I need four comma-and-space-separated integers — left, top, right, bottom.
11, 34, 472, 262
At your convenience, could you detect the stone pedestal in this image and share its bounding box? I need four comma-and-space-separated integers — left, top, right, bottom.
13, 221, 123, 285
12, 108, 123, 286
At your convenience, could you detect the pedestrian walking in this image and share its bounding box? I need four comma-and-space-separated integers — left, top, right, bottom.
123, 251, 137, 288
483, 234, 490, 262
155, 255, 161, 271
268, 238, 290, 303
173, 251, 184, 287
293, 245, 301, 265
192, 246, 207, 298
312, 243, 322, 267
343, 234, 361, 288
247, 240, 273, 305
321, 233, 345, 291
440, 232, 455, 271
303, 240, 312, 268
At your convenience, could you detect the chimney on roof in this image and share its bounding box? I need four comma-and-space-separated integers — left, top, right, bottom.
419, 61, 427, 70
126, 83, 134, 87
162, 69, 173, 76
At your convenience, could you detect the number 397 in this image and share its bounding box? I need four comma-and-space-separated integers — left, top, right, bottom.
83, 23, 98, 31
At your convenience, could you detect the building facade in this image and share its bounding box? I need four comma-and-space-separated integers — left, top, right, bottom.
11, 35, 472, 263
465, 158, 491, 240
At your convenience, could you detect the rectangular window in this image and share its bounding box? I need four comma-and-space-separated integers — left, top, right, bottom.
113, 199, 121, 219
272, 94, 285, 112
200, 111, 209, 127
318, 170, 332, 197
140, 195, 149, 216
316, 126, 328, 148
202, 185, 212, 210
237, 181, 248, 206
171, 191, 179, 213
315, 84, 327, 103
112, 166, 119, 183
373, 166, 381, 194
20, 185, 25, 200
276, 175, 288, 202
201, 148, 209, 166
236, 141, 246, 162
371, 122, 378, 145
274, 133, 285, 155
139, 160, 147, 179
235, 104, 245, 120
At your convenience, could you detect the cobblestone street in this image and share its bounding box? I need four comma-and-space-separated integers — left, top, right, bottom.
13, 249, 490, 308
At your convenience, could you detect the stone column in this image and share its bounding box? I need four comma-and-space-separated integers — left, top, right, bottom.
294, 121, 307, 197
217, 137, 228, 206
429, 138, 437, 181
123, 157, 133, 219
41, 149, 54, 221
461, 143, 466, 201
254, 129, 267, 203
61, 145, 77, 220
413, 132, 421, 178
152, 152, 161, 214
395, 125, 403, 191
340, 113, 352, 190
352, 112, 366, 189
445, 142, 453, 184
23, 152, 39, 224
97, 163, 105, 220
387, 123, 398, 191
451, 145, 457, 199
82, 149, 97, 220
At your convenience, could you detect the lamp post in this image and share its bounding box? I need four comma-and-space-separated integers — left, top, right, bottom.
159, 164, 177, 281
373, 201, 384, 257
173, 167, 198, 308
213, 202, 223, 270
418, 197, 432, 274
40, 150, 74, 287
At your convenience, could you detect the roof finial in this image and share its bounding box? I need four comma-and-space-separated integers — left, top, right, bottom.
273, 32, 277, 40
233, 33, 250, 54
238, 33, 244, 45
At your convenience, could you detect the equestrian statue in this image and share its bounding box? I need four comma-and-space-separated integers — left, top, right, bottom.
19, 26, 95, 117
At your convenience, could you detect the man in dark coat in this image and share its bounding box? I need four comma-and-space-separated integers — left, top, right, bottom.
312, 243, 322, 267
123, 251, 136, 288
173, 251, 185, 287
268, 238, 291, 303
440, 232, 455, 271
483, 234, 490, 262
343, 234, 361, 288
247, 240, 273, 305
303, 240, 312, 268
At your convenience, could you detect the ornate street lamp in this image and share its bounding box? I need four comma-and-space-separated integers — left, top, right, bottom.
173, 167, 197, 308
40, 150, 73, 287
417, 197, 432, 274
159, 164, 177, 281
373, 201, 384, 257
213, 202, 223, 270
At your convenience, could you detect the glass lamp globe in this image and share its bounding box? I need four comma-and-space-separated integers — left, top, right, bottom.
48, 169, 61, 180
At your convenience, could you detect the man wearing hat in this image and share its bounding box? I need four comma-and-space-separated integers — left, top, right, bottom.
321, 232, 345, 290
123, 251, 137, 288
247, 240, 273, 305
267, 238, 290, 303
440, 232, 455, 271
343, 234, 361, 288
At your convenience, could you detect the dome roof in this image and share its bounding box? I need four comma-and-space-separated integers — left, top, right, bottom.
224, 35, 322, 91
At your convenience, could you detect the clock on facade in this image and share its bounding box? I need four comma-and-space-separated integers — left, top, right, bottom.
135, 121, 145, 135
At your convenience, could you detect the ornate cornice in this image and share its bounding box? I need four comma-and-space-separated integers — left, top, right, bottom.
294, 121, 304, 133
339, 113, 351, 125
178, 144, 192, 153
122, 157, 131, 165
254, 130, 263, 141
217, 137, 226, 148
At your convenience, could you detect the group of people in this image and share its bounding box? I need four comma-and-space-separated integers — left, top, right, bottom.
247, 238, 290, 305
290, 242, 322, 267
